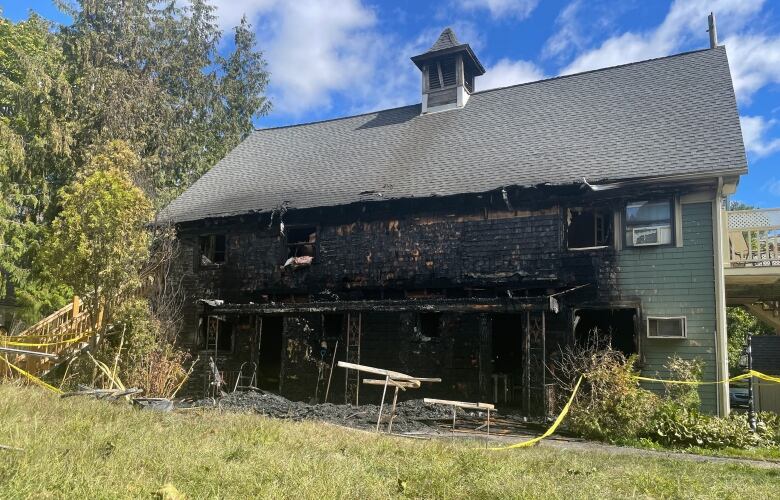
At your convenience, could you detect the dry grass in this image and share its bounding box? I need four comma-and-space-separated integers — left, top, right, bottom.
1, 383, 779, 499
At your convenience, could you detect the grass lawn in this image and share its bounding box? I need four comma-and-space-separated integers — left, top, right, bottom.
1, 384, 778, 499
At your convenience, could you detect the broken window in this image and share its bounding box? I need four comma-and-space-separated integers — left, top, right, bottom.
199, 234, 226, 266
625, 200, 673, 247
567, 208, 613, 249
574, 308, 637, 357
419, 313, 441, 338
286, 227, 317, 259
647, 317, 686, 338
202, 315, 233, 352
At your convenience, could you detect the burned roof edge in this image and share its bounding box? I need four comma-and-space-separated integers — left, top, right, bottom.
159, 167, 745, 225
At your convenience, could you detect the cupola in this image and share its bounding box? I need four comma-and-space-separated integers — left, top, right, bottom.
411, 28, 485, 114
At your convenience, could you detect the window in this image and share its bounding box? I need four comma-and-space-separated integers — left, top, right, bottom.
625, 200, 673, 247
199, 234, 226, 266
419, 313, 441, 338
202, 315, 233, 351
574, 308, 638, 356
286, 227, 317, 259
567, 208, 612, 249
647, 317, 687, 339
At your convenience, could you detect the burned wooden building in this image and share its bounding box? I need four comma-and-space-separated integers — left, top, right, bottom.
160, 29, 748, 415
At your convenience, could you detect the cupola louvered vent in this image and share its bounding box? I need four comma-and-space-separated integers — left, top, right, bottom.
440, 57, 456, 87
428, 64, 441, 89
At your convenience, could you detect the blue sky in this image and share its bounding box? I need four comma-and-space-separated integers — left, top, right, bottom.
4, 0, 780, 207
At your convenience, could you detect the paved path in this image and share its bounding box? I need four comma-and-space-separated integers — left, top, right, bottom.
406, 429, 780, 469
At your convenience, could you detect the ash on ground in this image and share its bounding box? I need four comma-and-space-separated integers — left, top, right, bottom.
189, 390, 484, 434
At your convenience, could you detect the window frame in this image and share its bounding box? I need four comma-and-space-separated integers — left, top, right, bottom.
623, 199, 675, 248
566, 206, 614, 250
646, 316, 687, 339
285, 225, 319, 262
198, 233, 227, 268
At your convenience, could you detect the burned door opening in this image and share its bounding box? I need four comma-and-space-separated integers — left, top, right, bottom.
488, 311, 546, 414
574, 308, 637, 357
258, 316, 284, 390
490, 314, 523, 405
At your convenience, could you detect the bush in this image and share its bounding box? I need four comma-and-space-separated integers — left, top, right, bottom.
651, 403, 764, 448
109, 298, 190, 397
62, 298, 190, 398
554, 339, 659, 443
557, 343, 778, 450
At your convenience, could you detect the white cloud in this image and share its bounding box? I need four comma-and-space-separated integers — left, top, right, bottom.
455, 0, 539, 19
765, 178, 780, 197
560, 0, 765, 76
210, 0, 276, 31
542, 1, 584, 60
211, 0, 380, 116
741, 115, 780, 157
477, 59, 545, 91
722, 34, 780, 103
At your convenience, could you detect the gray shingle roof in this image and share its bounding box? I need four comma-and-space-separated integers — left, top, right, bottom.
427, 28, 460, 52
160, 47, 746, 223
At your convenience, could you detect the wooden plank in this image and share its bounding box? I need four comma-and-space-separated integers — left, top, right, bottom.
362, 378, 419, 389
338, 361, 410, 380
423, 398, 495, 410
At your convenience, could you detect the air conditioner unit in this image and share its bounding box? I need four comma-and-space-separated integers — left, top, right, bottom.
631, 225, 671, 246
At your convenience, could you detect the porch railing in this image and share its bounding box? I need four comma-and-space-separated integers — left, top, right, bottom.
725, 208, 780, 267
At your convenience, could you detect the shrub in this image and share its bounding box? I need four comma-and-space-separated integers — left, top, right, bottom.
662, 356, 702, 412
109, 298, 190, 397
62, 298, 190, 397
554, 338, 659, 443
556, 342, 777, 450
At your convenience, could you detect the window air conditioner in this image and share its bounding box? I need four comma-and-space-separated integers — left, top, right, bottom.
631, 225, 671, 246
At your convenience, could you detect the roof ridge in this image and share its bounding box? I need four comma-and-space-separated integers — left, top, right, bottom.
255, 47, 722, 133
254, 103, 421, 133
472, 46, 720, 96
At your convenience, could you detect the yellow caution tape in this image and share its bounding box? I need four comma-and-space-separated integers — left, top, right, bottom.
0, 333, 91, 348
489, 369, 780, 451
1, 356, 63, 395
633, 370, 780, 386
490, 374, 584, 450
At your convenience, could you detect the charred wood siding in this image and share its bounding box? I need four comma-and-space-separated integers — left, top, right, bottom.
171, 194, 631, 399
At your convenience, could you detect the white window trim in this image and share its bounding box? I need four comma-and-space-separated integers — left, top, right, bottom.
646, 316, 687, 339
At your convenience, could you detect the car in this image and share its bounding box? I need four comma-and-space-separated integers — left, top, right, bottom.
729, 387, 750, 410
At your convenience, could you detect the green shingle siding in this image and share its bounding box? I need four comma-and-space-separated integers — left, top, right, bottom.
616, 201, 718, 413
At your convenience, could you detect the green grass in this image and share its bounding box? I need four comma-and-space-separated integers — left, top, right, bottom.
1, 384, 779, 499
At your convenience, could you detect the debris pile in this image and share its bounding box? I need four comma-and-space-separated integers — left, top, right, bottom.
192, 390, 467, 434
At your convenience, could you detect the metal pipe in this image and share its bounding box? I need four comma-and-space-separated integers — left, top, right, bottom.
708, 12, 718, 48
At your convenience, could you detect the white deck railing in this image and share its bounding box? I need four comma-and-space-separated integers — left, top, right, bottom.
726, 208, 780, 267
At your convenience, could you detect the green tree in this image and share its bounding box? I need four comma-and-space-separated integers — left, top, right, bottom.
42, 141, 153, 321
57, 0, 270, 204
0, 14, 75, 321
2, 1, 270, 323
727, 306, 774, 374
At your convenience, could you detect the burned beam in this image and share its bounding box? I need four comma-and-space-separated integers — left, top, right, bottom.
207, 297, 552, 315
